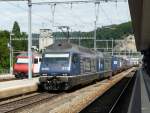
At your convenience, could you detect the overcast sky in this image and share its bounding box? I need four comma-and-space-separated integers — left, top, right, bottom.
0, 0, 131, 33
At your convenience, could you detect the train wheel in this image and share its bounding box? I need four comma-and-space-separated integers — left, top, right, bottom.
19, 73, 25, 79
15, 74, 19, 79
38, 83, 45, 92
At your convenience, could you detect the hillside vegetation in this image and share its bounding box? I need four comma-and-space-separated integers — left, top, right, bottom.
54, 22, 132, 39
54, 22, 133, 48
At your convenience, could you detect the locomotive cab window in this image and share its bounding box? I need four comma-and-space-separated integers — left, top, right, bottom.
43, 53, 70, 68
34, 58, 38, 64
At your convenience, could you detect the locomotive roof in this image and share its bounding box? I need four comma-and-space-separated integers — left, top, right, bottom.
16, 52, 41, 58
96, 52, 104, 58
45, 42, 97, 55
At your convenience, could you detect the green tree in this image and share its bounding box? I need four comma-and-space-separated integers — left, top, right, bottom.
12, 21, 27, 51
12, 21, 22, 51
0, 22, 28, 72
0, 30, 10, 71
12, 21, 21, 38
21, 32, 28, 51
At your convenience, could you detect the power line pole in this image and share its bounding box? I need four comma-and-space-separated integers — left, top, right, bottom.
94, 2, 100, 50
58, 26, 70, 43
112, 38, 114, 56
28, 0, 32, 79
9, 33, 14, 74
79, 37, 81, 46
94, 20, 97, 50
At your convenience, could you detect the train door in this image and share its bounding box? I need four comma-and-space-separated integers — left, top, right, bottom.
33, 57, 41, 74
97, 58, 104, 79
71, 54, 80, 75
97, 58, 103, 72
111, 57, 118, 71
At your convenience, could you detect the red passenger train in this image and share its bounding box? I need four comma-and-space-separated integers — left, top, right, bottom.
13, 52, 41, 78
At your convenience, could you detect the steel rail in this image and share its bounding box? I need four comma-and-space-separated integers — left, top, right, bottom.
0, 92, 63, 113
108, 72, 135, 113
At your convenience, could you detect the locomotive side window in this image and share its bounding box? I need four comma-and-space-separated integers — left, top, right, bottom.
84, 58, 91, 72
94, 59, 96, 71
91, 59, 93, 71
34, 58, 38, 64
39, 58, 42, 62
104, 57, 111, 71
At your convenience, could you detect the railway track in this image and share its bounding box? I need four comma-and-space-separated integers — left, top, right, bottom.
0, 92, 63, 113
0, 68, 136, 113
80, 72, 136, 113
108, 73, 135, 113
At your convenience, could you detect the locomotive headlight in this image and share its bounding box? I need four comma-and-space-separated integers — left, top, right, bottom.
41, 67, 49, 71
42, 74, 47, 76
62, 67, 69, 70
62, 73, 68, 76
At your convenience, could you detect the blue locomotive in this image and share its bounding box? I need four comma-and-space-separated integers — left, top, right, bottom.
111, 56, 131, 74
39, 42, 129, 90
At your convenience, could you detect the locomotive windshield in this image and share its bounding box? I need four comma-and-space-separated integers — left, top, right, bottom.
17, 58, 28, 64
42, 53, 70, 69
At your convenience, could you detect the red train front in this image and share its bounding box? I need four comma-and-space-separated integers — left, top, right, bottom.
13, 52, 41, 79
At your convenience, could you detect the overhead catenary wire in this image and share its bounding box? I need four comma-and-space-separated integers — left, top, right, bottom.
1, 0, 129, 32
115, 1, 127, 23
4, 1, 61, 30
49, 4, 78, 28
94, 1, 100, 50
0, 11, 47, 32
61, 4, 93, 27
50, 3, 56, 26
4, 1, 68, 31
2, 0, 128, 32
4, 0, 105, 26
5, 2, 52, 23
31, 0, 125, 5
99, 4, 113, 25
49, 3, 93, 31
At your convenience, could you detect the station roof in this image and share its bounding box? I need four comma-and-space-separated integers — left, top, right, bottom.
128, 0, 150, 51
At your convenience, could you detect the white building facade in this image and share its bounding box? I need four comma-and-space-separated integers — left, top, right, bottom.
39, 29, 54, 51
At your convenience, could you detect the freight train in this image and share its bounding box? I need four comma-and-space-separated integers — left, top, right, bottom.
13, 52, 42, 78
39, 42, 131, 91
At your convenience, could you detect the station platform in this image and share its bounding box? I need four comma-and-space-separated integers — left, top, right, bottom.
0, 74, 15, 80
0, 77, 39, 99
128, 68, 150, 113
